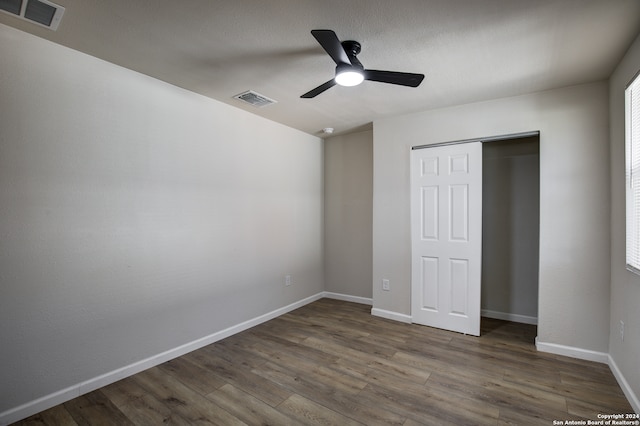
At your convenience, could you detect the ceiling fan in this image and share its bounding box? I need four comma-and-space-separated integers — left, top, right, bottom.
301, 29, 425, 98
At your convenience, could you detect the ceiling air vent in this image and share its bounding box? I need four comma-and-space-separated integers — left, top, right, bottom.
0, 0, 65, 30
233, 90, 277, 108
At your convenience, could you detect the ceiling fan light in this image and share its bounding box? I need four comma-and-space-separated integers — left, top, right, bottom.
335, 70, 364, 87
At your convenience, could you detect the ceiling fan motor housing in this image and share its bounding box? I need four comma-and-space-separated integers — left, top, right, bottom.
336, 40, 364, 81
341, 40, 361, 56
336, 62, 363, 75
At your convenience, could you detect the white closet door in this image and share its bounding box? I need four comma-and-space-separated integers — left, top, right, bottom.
410, 142, 482, 336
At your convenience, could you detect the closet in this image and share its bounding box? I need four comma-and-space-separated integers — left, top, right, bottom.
481, 136, 540, 325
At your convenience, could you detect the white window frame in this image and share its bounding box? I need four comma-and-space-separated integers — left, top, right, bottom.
625, 70, 640, 275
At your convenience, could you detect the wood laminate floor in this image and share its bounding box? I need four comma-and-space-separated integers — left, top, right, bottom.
14, 298, 633, 425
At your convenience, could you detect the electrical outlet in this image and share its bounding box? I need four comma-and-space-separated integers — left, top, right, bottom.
382, 279, 390, 291
620, 320, 625, 341
285, 275, 291, 286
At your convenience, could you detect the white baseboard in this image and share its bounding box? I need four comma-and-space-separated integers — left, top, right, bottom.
371, 307, 412, 324
322, 292, 372, 305
535, 338, 609, 364
535, 341, 638, 414
608, 355, 640, 414
0, 292, 325, 426
481, 309, 538, 325
6, 293, 635, 425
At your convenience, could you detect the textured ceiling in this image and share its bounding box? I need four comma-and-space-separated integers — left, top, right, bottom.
1, 0, 640, 136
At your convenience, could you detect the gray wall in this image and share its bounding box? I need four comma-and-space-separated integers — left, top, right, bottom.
324, 130, 373, 299
0, 24, 323, 415
482, 138, 540, 322
373, 82, 611, 353
609, 31, 640, 410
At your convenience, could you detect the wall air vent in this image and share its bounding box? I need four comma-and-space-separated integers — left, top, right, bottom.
233, 90, 277, 108
0, 0, 65, 30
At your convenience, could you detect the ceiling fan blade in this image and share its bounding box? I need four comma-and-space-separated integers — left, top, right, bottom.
311, 30, 350, 65
301, 79, 337, 98
364, 70, 425, 87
